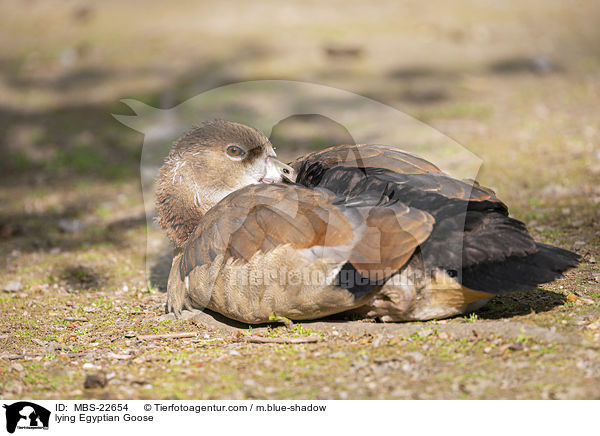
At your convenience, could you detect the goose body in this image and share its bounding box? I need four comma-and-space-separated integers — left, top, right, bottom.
156, 121, 579, 323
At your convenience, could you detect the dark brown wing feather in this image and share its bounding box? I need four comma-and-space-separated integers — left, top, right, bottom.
290, 144, 578, 296
179, 183, 433, 283
291, 144, 516, 270
290, 143, 501, 206
290, 144, 443, 175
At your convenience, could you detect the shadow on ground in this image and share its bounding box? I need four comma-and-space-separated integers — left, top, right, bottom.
476, 289, 567, 319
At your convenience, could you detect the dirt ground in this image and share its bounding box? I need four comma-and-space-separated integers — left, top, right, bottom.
1, 0, 599, 399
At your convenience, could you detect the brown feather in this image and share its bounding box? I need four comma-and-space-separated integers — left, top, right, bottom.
290, 144, 444, 175
349, 206, 434, 281
179, 182, 434, 285
180, 185, 357, 279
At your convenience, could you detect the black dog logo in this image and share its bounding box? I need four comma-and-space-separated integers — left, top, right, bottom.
3, 402, 50, 433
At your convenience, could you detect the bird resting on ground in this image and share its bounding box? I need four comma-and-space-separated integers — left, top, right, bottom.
155, 120, 579, 323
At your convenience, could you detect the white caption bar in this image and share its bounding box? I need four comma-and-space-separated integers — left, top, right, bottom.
0, 400, 594, 436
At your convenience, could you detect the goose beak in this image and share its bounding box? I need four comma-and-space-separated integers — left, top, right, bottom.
261, 156, 297, 184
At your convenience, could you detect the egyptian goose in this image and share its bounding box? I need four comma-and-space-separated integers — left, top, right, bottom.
156, 120, 579, 323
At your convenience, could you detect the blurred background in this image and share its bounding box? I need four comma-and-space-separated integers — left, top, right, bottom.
2, 0, 598, 271
1, 0, 599, 399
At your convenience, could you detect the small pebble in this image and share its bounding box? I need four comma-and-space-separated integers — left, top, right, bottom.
58, 219, 86, 233
3, 281, 23, 293
84, 371, 107, 389
507, 342, 524, 351
405, 351, 424, 362
417, 328, 434, 338
82, 363, 98, 370
586, 321, 600, 330
10, 363, 24, 372
107, 353, 132, 360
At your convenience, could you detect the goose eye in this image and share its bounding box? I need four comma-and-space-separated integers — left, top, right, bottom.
226, 145, 246, 158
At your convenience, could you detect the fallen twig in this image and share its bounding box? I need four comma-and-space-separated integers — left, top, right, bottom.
65, 352, 88, 358
242, 335, 321, 344
136, 332, 197, 340
1, 354, 26, 360
64, 317, 89, 322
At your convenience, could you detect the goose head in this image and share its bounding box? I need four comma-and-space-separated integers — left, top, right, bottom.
155, 120, 296, 248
